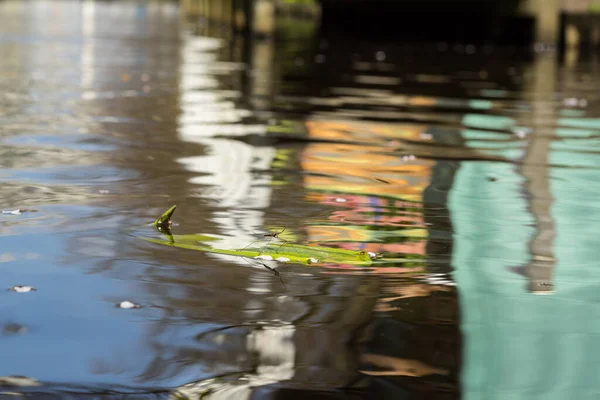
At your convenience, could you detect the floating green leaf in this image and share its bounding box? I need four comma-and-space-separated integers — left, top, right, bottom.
143, 206, 376, 266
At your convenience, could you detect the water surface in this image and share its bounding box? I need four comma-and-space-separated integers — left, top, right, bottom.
1, 1, 600, 398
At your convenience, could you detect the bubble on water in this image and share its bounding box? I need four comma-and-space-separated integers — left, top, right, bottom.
564, 97, 578, 107
8, 286, 35, 293
512, 127, 531, 138
117, 301, 141, 309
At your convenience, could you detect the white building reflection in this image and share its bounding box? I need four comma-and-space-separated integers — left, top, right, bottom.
177, 34, 272, 251
172, 30, 298, 397
172, 324, 295, 400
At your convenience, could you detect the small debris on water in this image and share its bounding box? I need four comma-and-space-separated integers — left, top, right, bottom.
2, 210, 21, 215
116, 301, 141, 309
254, 255, 273, 261
335, 198, 347, 203
2, 323, 27, 335
367, 252, 379, 259
8, 286, 36, 293
275, 257, 290, 262
420, 132, 433, 140
1, 209, 37, 215
307, 257, 319, 264
97, 189, 110, 194
487, 177, 497, 182
401, 155, 416, 161
0, 376, 42, 387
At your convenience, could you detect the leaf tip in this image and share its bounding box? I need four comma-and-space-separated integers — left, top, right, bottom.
154, 205, 177, 232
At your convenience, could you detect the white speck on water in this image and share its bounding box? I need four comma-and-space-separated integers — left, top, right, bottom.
247, 287, 270, 294
420, 133, 433, 140
117, 301, 140, 309
9, 286, 35, 293
2, 210, 22, 215
213, 334, 225, 345
254, 255, 273, 261
367, 252, 378, 259
0, 376, 42, 387
564, 97, 578, 107
512, 127, 531, 138
335, 198, 347, 203
275, 257, 290, 262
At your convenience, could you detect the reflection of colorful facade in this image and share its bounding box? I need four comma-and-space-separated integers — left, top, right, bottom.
299, 120, 434, 255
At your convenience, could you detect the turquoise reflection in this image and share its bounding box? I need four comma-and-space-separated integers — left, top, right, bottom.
453, 146, 600, 398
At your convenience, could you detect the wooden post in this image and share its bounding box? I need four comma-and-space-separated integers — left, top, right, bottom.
253, 0, 276, 37
521, 0, 560, 45
519, 52, 557, 294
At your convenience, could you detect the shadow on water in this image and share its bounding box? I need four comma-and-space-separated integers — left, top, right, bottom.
1, 0, 600, 399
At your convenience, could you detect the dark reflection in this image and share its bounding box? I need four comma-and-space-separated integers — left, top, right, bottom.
2, 0, 600, 398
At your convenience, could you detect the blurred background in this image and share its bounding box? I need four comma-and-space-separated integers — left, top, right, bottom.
1, 0, 600, 399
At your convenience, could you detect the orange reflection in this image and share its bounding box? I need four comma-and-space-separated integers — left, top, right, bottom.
305, 120, 426, 143
300, 119, 433, 256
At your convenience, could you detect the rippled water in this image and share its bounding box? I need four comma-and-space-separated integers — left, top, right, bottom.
1, 1, 600, 398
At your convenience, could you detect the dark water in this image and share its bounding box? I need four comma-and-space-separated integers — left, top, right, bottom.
1, 1, 600, 398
